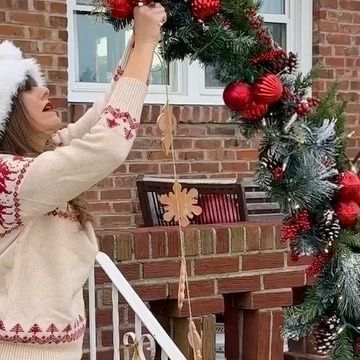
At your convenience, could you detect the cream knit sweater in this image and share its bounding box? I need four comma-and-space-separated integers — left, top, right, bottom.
0, 38, 146, 360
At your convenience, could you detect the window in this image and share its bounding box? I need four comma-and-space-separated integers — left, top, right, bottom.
67, 0, 313, 104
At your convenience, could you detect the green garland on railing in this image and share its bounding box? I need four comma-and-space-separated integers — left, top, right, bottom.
92, 0, 360, 358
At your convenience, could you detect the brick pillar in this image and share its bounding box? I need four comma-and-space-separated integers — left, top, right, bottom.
225, 291, 292, 359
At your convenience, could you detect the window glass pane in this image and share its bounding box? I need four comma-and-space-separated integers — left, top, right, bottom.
76, 0, 93, 5
205, 67, 223, 88
75, 11, 167, 84
264, 22, 286, 48
260, 0, 285, 14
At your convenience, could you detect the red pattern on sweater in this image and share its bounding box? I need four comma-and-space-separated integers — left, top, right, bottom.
0, 315, 86, 345
0, 157, 33, 238
104, 105, 139, 140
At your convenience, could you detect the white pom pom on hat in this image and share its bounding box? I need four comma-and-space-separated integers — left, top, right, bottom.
0, 40, 44, 138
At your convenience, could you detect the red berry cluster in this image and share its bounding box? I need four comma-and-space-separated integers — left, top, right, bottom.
250, 49, 286, 65
245, 9, 272, 48
245, 9, 261, 28
296, 97, 320, 117
281, 211, 311, 243
306, 251, 333, 277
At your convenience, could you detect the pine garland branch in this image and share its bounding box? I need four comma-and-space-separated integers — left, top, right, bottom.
332, 328, 358, 360
283, 287, 327, 340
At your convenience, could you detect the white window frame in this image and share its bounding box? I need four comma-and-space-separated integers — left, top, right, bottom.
67, 0, 313, 105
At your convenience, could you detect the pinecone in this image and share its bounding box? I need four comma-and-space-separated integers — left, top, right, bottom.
313, 315, 342, 355
286, 52, 298, 73
315, 210, 340, 244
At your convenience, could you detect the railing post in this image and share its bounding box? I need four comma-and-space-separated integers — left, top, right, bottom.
88, 266, 97, 360
112, 284, 120, 360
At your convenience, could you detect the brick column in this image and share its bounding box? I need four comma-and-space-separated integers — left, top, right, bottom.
225, 290, 292, 359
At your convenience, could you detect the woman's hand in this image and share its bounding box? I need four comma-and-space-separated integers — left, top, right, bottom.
133, 3, 167, 50
123, 2, 167, 83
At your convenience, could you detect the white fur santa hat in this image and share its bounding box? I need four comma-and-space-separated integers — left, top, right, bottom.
0, 40, 44, 138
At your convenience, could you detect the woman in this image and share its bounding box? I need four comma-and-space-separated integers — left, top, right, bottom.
0, 3, 166, 359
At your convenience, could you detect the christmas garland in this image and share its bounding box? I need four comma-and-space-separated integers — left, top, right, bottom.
93, 0, 360, 358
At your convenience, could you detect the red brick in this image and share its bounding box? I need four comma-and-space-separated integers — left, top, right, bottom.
43, 41, 67, 54
339, 0, 360, 10
216, 228, 230, 253
237, 290, 293, 309
207, 125, 235, 136
100, 189, 131, 200
236, 149, 259, 160
150, 231, 167, 258
242, 310, 271, 360
168, 280, 215, 298
287, 254, 313, 267
206, 149, 235, 161
173, 139, 193, 149
133, 284, 167, 301
99, 215, 132, 227
245, 225, 261, 251
143, 260, 180, 278
129, 163, 160, 174
194, 139, 222, 149
161, 163, 190, 174
50, 2, 67, 13
118, 263, 141, 280
242, 253, 284, 271
133, 232, 150, 259
191, 162, 220, 173
218, 275, 261, 294
155, 297, 224, 318
10, 12, 45, 24
195, 256, 239, 275
0, 25, 25, 37
326, 34, 351, 45
178, 151, 205, 161
176, 125, 206, 137
222, 162, 249, 172
167, 230, 181, 257
264, 271, 306, 289
88, 202, 111, 213
271, 310, 285, 359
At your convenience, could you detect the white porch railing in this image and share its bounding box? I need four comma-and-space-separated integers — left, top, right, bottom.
88, 251, 187, 360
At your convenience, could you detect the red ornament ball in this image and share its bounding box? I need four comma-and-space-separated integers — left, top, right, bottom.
252, 74, 284, 105
272, 166, 284, 182
241, 102, 268, 121
192, 0, 221, 21
223, 82, 253, 112
335, 201, 360, 228
107, 0, 134, 19
338, 171, 360, 202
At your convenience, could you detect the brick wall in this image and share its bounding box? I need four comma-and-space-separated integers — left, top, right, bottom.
1, 0, 359, 359
0, 0, 69, 122
313, 0, 360, 162
1, 0, 358, 232
86, 222, 315, 360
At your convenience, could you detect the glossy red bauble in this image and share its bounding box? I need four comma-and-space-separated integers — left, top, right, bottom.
252, 74, 283, 105
241, 102, 268, 121
107, 0, 134, 19
338, 171, 360, 203
192, 0, 221, 21
335, 201, 360, 228
223, 82, 253, 112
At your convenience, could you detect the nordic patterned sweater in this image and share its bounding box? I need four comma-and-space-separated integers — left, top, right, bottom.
0, 38, 146, 360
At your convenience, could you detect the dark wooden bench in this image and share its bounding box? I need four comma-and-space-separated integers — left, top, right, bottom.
136, 176, 283, 227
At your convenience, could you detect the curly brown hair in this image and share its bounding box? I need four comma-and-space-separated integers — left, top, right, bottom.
0, 77, 92, 228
